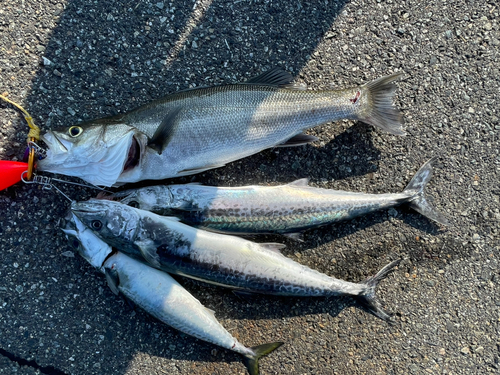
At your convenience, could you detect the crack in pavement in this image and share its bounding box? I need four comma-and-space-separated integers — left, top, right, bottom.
0, 348, 68, 375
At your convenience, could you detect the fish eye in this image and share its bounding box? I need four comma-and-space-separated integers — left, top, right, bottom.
68, 126, 83, 138
127, 201, 139, 208
91, 220, 103, 230
71, 239, 80, 249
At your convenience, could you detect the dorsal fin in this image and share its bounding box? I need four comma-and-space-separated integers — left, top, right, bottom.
260, 242, 286, 254
287, 178, 309, 187
246, 67, 294, 86
147, 106, 183, 155
205, 307, 216, 317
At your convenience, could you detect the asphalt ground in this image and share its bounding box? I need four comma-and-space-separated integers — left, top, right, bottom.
0, 0, 499, 374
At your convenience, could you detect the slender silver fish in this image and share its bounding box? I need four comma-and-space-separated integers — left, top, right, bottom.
71, 199, 400, 321
62, 213, 282, 375
111, 158, 447, 240
38, 69, 404, 186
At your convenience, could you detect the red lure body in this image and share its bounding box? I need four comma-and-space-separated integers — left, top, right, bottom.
0, 161, 28, 190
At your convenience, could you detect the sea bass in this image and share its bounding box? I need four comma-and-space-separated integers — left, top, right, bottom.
38, 69, 404, 187
111, 158, 447, 240
62, 213, 282, 375
71, 199, 401, 321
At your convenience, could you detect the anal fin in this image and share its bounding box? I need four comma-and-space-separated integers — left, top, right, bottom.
233, 289, 260, 301
276, 133, 318, 147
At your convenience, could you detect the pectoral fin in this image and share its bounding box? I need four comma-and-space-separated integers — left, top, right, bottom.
104, 267, 120, 296
147, 106, 183, 154
134, 239, 161, 268
167, 200, 201, 212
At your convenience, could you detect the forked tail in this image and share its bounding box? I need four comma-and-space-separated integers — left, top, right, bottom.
357, 72, 405, 135
242, 342, 283, 375
403, 158, 449, 225
357, 259, 401, 322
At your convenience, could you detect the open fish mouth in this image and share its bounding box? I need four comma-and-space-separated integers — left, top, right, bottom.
40, 130, 69, 155
123, 135, 140, 172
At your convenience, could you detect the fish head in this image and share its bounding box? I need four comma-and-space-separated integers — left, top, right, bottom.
71, 199, 141, 244
112, 186, 172, 212
61, 210, 112, 269
38, 120, 144, 187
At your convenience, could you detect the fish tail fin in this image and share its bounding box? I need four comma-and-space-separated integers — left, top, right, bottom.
403, 157, 449, 225
357, 72, 405, 135
242, 342, 283, 375
357, 259, 401, 322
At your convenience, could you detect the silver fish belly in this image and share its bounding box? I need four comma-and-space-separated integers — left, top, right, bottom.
38, 70, 403, 186
112, 158, 448, 236
71, 199, 400, 321
62, 213, 282, 375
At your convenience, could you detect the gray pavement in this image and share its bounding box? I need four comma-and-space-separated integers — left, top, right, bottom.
0, 0, 498, 374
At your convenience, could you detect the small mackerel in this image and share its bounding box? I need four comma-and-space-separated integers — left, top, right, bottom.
112, 158, 447, 240
62, 213, 282, 375
71, 200, 401, 321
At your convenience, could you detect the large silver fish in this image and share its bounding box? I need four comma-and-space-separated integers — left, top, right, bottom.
62, 213, 282, 375
38, 69, 404, 186
71, 199, 401, 321
111, 158, 447, 240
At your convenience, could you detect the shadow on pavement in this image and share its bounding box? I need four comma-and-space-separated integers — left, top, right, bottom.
2, 0, 364, 373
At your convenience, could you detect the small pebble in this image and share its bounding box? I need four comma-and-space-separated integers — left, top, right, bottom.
388, 208, 398, 217
61, 251, 75, 258
42, 56, 52, 66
